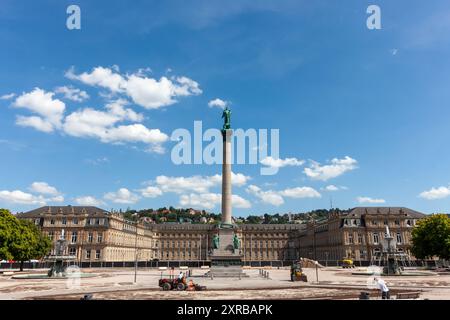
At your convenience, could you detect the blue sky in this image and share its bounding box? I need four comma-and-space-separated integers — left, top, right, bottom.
1, 0, 450, 215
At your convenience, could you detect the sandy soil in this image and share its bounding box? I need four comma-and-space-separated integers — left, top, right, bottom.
1, 267, 449, 300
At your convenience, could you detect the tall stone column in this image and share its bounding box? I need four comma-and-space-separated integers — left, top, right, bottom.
221, 129, 232, 225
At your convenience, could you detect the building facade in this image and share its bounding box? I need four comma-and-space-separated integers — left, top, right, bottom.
16, 206, 425, 263
297, 207, 426, 263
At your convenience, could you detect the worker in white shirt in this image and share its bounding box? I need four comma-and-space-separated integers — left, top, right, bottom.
374, 277, 390, 299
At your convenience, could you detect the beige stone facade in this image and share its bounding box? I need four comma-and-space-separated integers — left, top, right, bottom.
297, 207, 426, 263
17, 206, 425, 263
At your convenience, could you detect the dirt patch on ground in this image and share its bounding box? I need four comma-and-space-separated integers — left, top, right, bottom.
31, 287, 369, 300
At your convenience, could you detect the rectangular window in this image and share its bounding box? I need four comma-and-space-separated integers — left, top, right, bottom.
373, 233, 379, 244
69, 247, 76, 256
357, 234, 363, 244
395, 220, 400, 226
99, 218, 104, 225
73, 218, 78, 225
34, 218, 40, 225
95, 250, 101, 260
48, 231, 54, 240
96, 218, 100, 225
71, 232, 78, 244
348, 233, 354, 244
88, 233, 93, 243
371, 220, 378, 226
383, 220, 388, 226
86, 250, 91, 259
50, 219, 55, 225
406, 220, 412, 227
62, 217, 67, 225
97, 233, 103, 243
396, 233, 402, 244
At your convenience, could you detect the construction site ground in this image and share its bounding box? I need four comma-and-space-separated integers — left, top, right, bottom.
1, 266, 449, 300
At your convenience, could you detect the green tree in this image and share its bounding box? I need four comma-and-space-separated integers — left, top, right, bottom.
0, 209, 51, 271
11, 220, 52, 271
0, 209, 20, 260
411, 214, 450, 260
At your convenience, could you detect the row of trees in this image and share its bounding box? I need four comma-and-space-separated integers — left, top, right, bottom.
121, 207, 339, 225
0, 209, 51, 271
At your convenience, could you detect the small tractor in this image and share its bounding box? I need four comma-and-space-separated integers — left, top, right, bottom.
159, 275, 206, 291
290, 260, 308, 282
159, 276, 187, 291
342, 258, 355, 268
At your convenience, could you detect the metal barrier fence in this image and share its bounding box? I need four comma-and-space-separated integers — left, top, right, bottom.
0, 259, 441, 270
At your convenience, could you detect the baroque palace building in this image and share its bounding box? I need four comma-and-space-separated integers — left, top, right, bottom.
16, 206, 425, 264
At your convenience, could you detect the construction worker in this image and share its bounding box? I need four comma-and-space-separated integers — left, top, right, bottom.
374, 277, 390, 299
187, 280, 195, 291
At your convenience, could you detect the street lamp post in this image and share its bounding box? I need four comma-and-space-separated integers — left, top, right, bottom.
315, 261, 319, 284
134, 221, 138, 284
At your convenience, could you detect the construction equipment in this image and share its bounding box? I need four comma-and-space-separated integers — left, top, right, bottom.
290, 260, 308, 282
159, 276, 187, 291
342, 258, 355, 268
158, 275, 206, 291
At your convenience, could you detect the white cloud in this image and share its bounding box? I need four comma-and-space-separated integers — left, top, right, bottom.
74, 196, 105, 206
155, 172, 250, 194
16, 116, 54, 133
279, 187, 321, 199
156, 175, 219, 194
246, 184, 321, 206
246, 185, 285, 206
179, 193, 251, 210
260, 156, 305, 169
231, 172, 251, 187
66, 66, 202, 109
180, 193, 221, 209
390, 48, 398, 56
13, 88, 65, 131
29, 182, 60, 196
304, 156, 358, 181
105, 99, 143, 122
0, 190, 46, 205
231, 194, 252, 208
208, 98, 228, 109
322, 185, 347, 192
11, 66, 197, 153
140, 186, 163, 198
357, 197, 386, 204
49, 195, 65, 203
419, 186, 450, 200
63, 107, 168, 152
104, 188, 140, 204
55, 86, 89, 102
0, 93, 16, 100
84, 157, 109, 166
66, 66, 125, 92
323, 185, 339, 191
